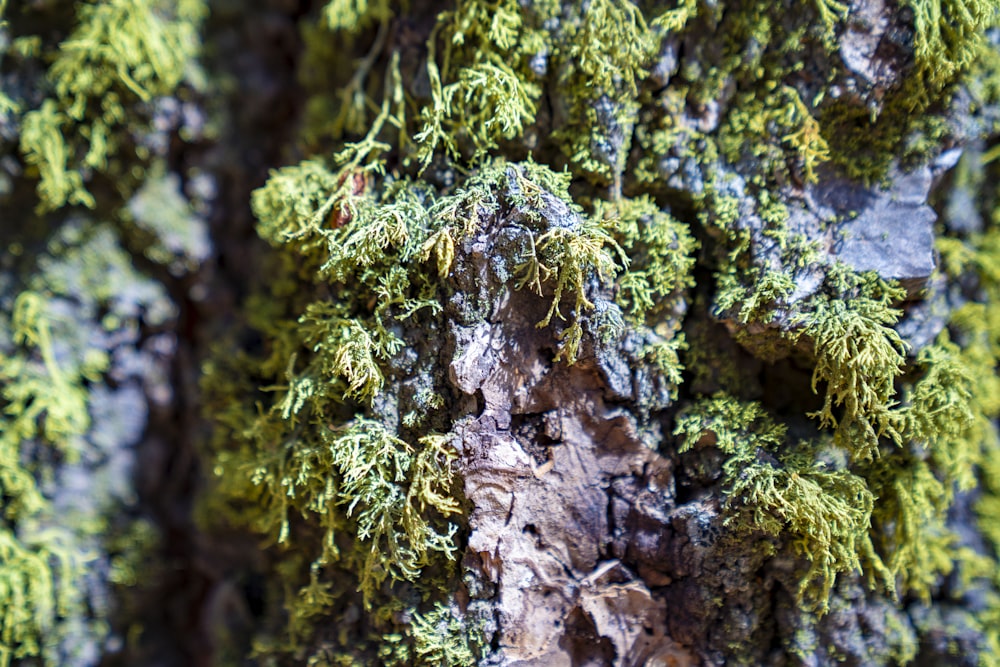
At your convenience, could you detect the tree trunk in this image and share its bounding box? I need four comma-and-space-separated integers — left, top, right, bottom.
2, 1, 1000, 666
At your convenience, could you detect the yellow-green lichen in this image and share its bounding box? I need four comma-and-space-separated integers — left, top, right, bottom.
675, 395, 874, 613
0, 221, 175, 665
794, 273, 908, 461
204, 154, 637, 659
15, 0, 206, 211
196, 0, 1000, 661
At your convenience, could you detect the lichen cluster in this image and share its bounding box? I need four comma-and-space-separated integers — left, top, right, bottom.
196, 0, 1000, 663
0, 0, 206, 664
193, 0, 1000, 663
5, 0, 1000, 664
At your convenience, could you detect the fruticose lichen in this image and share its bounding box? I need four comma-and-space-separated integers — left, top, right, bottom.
7, 0, 1000, 664
196, 0, 1000, 664
1, 0, 206, 664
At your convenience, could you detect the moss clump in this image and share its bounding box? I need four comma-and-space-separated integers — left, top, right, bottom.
675, 395, 875, 613
674, 319, 995, 612
602, 195, 698, 325
410, 603, 484, 667
309, 0, 549, 168
901, 339, 978, 492
906, 0, 996, 101
416, 25, 541, 168
200, 0, 1000, 662
212, 416, 460, 609
320, 0, 394, 33
14, 0, 206, 211
203, 151, 639, 659
821, 0, 997, 180
794, 271, 909, 462
938, 216, 1000, 661
0, 292, 85, 667
19, 101, 95, 211
729, 447, 874, 613
697, 178, 818, 335
720, 85, 831, 185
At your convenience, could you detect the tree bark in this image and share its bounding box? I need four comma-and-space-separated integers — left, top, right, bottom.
1, 1, 1000, 666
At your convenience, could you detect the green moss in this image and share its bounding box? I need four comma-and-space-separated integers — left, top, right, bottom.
945, 221, 1000, 663
729, 446, 875, 613
0, 220, 177, 665
551, 0, 661, 185
416, 40, 540, 168
793, 271, 908, 461
906, 0, 995, 99
0, 291, 81, 664
298, 421, 460, 603
902, 338, 979, 491
675, 394, 786, 455
601, 195, 698, 325
516, 214, 624, 362
206, 134, 658, 657
0, 531, 58, 667
866, 453, 954, 600
821, 1, 995, 181
0, 0, 19, 115
5, 292, 91, 449
252, 158, 348, 252
698, 177, 820, 331
321, 0, 394, 33
721, 85, 831, 184
820, 95, 953, 182
840, 335, 983, 600
15, 0, 206, 211
674, 347, 989, 610
50, 0, 205, 116
812, 0, 850, 33
425, 160, 627, 361
410, 603, 483, 666
675, 395, 874, 613
19, 100, 94, 211
642, 335, 688, 397
198, 0, 1000, 659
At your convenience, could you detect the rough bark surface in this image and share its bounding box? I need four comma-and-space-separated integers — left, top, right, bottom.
4, 1, 1000, 666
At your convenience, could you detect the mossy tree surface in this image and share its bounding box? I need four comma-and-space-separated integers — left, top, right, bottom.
200, 0, 1000, 664
6, 0, 1000, 665
0, 0, 209, 664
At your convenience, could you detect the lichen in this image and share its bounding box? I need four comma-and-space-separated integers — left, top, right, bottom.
15, 0, 206, 211
793, 271, 909, 461
202, 138, 654, 659
410, 603, 484, 667
675, 395, 875, 613
0, 220, 177, 666
600, 195, 697, 325
194, 0, 1000, 662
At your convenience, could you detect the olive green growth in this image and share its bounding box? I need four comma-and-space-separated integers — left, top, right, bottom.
794, 272, 908, 461
601, 195, 698, 326
906, 0, 995, 98
15, 0, 206, 211
0, 221, 176, 666
0, 290, 97, 665
410, 603, 484, 667
675, 395, 875, 613
201, 0, 1000, 662
208, 153, 639, 658
0, 296, 81, 667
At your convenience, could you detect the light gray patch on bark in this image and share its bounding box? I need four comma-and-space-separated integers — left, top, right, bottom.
825, 165, 937, 292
